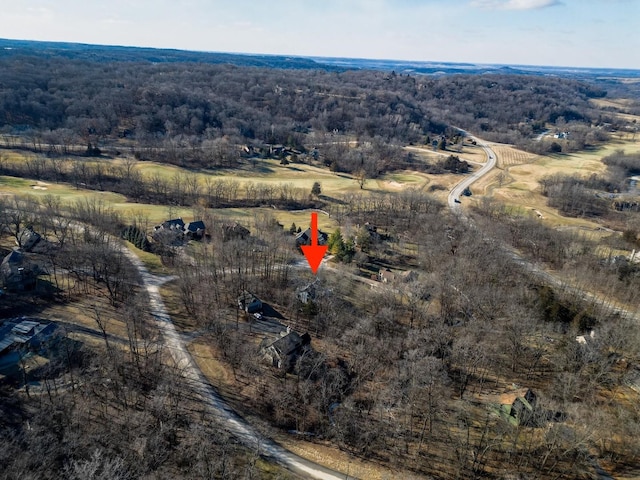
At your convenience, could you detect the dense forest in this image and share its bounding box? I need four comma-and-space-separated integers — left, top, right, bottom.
0, 47, 612, 177
2, 189, 639, 479
1, 40, 640, 480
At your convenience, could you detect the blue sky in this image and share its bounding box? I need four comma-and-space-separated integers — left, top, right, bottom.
0, 0, 638, 69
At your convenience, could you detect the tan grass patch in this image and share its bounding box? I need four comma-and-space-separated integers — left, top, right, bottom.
188, 342, 231, 384
38, 296, 129, 339
491, 144, 538, 168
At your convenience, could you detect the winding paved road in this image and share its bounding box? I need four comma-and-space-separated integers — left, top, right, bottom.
120, 249, 352, 480
447, 133, 497, 209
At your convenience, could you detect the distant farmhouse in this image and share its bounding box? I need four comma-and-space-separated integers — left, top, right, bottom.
498, 388, 538, 426
378, 268, 396, 284
259, 329, 311, 370
1, 248, 43, 292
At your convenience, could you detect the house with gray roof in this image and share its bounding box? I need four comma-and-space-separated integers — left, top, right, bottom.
0, 248, 42, 291
259, 329, 311, 370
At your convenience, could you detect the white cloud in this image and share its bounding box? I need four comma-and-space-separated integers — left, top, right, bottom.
470, 0, 561, 10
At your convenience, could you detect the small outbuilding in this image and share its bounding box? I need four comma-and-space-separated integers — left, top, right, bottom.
378, 268, 396, 284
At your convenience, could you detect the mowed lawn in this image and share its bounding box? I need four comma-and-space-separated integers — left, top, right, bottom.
0, 175, 125, 204
130, 157, 430, 197
1, 154, 435, 228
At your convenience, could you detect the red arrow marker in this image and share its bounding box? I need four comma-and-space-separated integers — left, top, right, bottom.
301, 212, 328, 274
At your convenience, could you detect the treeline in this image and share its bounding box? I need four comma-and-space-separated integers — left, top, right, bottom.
602, 150, 640, 176
0, 53, 606, 164
0, 153, 321, 210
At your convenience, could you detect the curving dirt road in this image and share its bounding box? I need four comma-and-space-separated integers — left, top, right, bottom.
120, 248, 353, 480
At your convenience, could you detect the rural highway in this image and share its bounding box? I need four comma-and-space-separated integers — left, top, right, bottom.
120, 248, 352, 480
447, 133, 497, 209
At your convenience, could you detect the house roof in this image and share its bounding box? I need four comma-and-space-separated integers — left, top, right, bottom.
186, 220, 206, 232
379, 269, 396, 281
162, 218, 185, 229
0, 319, 57, 354
295, 228, 328, 244
499, 388, 535, 406
12, 320, 39, 336
271, 331, 311, 356
18, 228, 42, 251
2, 249, 25, 266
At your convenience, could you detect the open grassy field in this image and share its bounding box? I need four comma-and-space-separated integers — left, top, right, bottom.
1, 149, 445, 229
0, 175, 125, 204
131, 157, 375, 197
490, 143, 539, 168
406, 142, 487, 165
590, 98, 640, 123
470, 135, 640, 232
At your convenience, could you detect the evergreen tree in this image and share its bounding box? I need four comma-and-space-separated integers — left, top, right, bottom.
327, 228, 344, 255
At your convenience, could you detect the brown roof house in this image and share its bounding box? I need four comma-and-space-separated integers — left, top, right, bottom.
378, 268, 396, 283
222, 222, 250, 242
259, 328, 311, 371
1, 248, 43, 292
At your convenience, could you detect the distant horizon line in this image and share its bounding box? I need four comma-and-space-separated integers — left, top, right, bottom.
1, 36, 639, 74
